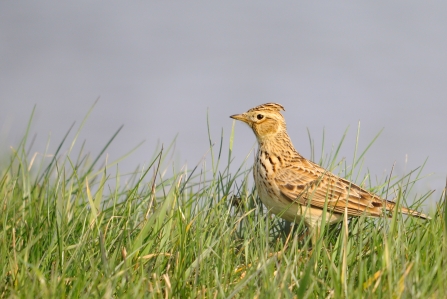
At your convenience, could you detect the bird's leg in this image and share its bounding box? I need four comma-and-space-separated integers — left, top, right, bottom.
310, 224, 321, 249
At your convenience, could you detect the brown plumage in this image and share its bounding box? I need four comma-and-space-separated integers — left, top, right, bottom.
230, 103, 429, 244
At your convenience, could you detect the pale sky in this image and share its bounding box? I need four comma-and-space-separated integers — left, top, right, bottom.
1, 1, 446, 205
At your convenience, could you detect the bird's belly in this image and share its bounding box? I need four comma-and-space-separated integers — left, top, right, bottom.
256, 180, 342, 227
255, 180, 303, 222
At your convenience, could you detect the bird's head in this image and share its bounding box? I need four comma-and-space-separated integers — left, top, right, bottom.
230, 103, 286, 142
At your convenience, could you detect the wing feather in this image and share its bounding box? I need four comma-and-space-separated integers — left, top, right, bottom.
274, 162, 387, 217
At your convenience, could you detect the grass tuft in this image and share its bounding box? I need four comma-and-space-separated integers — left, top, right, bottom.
0, 112, 444, 298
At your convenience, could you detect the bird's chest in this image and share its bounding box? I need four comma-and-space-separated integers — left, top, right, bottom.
254, 149, 279, 178
253, 150, 285, 208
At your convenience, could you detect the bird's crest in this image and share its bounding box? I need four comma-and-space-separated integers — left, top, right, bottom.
247, 103, 285, 113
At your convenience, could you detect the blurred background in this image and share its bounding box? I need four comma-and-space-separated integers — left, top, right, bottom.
1, 1, 445, 205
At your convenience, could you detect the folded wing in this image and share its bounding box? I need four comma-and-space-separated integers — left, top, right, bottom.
274, 160, 427, 218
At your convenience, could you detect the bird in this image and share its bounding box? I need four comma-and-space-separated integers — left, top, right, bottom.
230, 103, 429, 245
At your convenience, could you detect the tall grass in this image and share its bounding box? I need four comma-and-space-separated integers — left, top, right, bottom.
0, 111, 445, 298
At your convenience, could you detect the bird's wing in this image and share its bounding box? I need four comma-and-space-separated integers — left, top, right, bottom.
274, 160, 388, 217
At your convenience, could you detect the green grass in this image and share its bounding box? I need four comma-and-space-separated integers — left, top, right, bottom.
0, 111, 446, 298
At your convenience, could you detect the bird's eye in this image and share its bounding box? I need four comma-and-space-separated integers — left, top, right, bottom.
257, 114, 264, 120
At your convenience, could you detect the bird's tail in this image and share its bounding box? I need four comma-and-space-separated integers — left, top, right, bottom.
387, 203, 431, 220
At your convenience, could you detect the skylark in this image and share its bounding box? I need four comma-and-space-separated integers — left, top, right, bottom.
230, 103, 429, 244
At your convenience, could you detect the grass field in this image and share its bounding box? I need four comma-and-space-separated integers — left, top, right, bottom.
1, 111, 446, 298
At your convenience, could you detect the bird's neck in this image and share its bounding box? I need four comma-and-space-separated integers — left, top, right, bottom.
258, 131, 298, 156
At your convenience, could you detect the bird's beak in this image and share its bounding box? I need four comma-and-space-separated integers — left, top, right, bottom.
230, 113, 249, 123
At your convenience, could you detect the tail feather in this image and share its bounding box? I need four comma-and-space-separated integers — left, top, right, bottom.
386, 202, 431, 220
